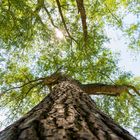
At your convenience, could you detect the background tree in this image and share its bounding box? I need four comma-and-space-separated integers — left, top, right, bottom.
0, 0, 140, 138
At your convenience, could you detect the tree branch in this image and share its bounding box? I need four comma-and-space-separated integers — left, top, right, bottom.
42, 73, 140, 97
43, 6, 58, 28
16, 83, 39, 108
1, 72, 139, 99
0, 78, 43, 98
76, 0, 87, 46
55, 0, 77, 43
80, 83, 140, 96
0, 69, 62, 98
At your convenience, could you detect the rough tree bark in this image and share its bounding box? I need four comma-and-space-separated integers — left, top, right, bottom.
0, 80, 137, 140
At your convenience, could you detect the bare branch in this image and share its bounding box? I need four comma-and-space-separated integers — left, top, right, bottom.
76, 0, 87, 46
55, 0, 77, 43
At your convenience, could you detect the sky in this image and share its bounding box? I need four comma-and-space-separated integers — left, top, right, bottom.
105, 11, 140, 77
105, 26, 140, 77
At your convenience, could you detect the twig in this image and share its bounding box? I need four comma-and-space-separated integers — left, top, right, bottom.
21, 71, 31, 82
98, 71, 116, 84
98, 0, 122, 27
8, 0, 11, 11
11, 82, 42, 118
125, 85, 140, 96
19, 82, 41, 104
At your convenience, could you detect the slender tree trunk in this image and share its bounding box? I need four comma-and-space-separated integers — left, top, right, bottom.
0, 81, 136, 140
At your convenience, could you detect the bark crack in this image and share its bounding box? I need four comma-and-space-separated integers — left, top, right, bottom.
32, 120, 43, 140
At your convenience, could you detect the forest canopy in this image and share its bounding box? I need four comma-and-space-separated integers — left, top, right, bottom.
0, 0, 140, 138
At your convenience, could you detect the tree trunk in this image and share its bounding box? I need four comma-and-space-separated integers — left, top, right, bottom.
0, 81, 136, 140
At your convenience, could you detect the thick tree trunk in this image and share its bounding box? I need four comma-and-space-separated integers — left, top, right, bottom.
0, 81, 136, 140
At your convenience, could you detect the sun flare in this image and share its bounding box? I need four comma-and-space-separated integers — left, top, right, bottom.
55, 28, 64, 40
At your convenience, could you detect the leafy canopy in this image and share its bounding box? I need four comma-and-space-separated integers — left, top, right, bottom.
0, 0, 140, 137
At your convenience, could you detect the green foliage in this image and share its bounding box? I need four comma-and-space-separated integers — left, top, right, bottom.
0, 0, 140, 137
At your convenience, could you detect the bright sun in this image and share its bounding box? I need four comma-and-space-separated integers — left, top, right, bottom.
55, 28, 64, 40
